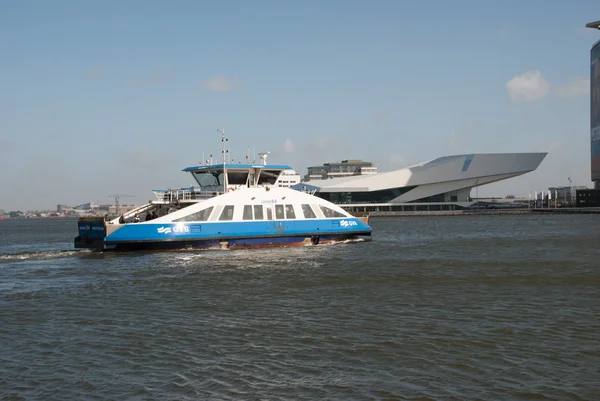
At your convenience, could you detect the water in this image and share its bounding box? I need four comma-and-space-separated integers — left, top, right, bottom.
1, 216, 599, 400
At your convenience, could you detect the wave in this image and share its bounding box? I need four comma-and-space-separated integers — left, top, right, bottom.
0, 249, 90, 262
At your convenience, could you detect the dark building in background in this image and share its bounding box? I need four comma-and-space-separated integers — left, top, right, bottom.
592, 39, 600, 188
576, 189, 600, 207
587, 21, 600, 188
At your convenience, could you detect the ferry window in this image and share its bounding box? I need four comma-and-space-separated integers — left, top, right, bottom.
285, 204, 296, 219
257, 170, 279, 185
266, 207, 273, 220
254, 205, 264, 220
228, 171, 249, 185
193, 171, 223, 187
319, 205, 346, 218
243, 205, 253, 220
275, 204, 285, 219
219, 205, 235, 221
301, 204, 317, 219
174, 206, 214, 222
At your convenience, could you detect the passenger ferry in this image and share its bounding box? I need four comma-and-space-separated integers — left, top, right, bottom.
74, 141, 371, 251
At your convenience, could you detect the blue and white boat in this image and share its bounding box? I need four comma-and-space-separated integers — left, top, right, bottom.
74, 150, 371, 251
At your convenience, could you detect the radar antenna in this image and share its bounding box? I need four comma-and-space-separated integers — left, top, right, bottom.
258, 151, 270, 166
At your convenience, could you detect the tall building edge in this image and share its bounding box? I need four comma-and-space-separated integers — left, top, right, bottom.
588, 22, 600, 188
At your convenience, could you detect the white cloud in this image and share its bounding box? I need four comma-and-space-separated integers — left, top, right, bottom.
506, 71, 589, 102
554, 77, 590, 99
506, 70, 550, 102
202, 76, 236, 91
282, 138, 296, 153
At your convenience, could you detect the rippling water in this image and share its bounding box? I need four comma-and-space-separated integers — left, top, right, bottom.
1, 216, 599, 400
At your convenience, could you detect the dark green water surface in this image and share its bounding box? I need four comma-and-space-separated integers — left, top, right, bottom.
1, 216, 599, 400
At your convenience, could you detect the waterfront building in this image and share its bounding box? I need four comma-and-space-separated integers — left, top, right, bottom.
306, 160, 377, 181
586, 21, 600, 189
293, 153, 547, 213
548, 186, 588, 207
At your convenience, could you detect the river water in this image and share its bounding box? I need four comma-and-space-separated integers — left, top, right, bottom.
1, 216, 599, 400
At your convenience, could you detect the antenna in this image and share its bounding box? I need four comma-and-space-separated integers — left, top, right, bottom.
568, 176, 572, 187
258, 151, 270, 166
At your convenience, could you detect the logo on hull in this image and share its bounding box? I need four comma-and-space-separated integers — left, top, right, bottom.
157, 225, 190, 234
340, 220, 358, 227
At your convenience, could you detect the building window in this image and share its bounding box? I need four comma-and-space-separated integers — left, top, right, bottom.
318, 186, 418, 204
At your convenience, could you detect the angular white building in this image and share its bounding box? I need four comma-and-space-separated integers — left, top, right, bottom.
293, 153, 547, 210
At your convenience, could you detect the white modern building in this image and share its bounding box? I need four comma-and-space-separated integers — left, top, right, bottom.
293, 153, 547, 212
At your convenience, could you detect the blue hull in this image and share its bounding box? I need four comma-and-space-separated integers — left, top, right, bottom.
103, 232, 370, 251
76, 217, 372, 252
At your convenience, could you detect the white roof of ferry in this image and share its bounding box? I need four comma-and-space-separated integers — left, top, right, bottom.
182, 163, 293, 172
151, 187, 352, 223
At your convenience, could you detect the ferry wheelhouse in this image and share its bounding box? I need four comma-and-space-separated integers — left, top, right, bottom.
74, 161, 371, 251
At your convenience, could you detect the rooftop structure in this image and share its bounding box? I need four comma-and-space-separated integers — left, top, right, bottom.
306, 159, 377, 181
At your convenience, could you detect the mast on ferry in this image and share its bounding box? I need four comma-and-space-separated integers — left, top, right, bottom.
218, 129, 229, 192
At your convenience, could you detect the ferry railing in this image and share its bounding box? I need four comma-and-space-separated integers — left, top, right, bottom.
152, 189, 226, 202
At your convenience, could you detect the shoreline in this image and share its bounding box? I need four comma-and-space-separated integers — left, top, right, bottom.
366, 208, 600, 217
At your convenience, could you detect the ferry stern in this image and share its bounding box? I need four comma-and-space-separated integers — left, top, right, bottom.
74, 217, 107, 250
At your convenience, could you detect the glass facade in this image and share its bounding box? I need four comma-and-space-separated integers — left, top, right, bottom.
315, 186, 417, 204
306, 160, 376, 180
592, 41, 600, 184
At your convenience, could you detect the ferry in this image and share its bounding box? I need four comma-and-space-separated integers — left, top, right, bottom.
74, 141, 371, 251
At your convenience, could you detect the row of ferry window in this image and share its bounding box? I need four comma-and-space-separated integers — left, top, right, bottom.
173, 204, 346, 222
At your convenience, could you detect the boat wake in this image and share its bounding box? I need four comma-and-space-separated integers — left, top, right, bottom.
0, 249, 91, 262
327, 237, 368, 245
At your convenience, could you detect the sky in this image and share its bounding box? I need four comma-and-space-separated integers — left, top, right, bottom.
1, 0, 599, 210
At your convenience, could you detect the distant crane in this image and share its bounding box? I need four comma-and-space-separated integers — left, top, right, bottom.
109, 194, 134, 215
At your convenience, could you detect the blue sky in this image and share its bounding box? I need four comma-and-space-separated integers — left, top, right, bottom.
1, 0, 599, 210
